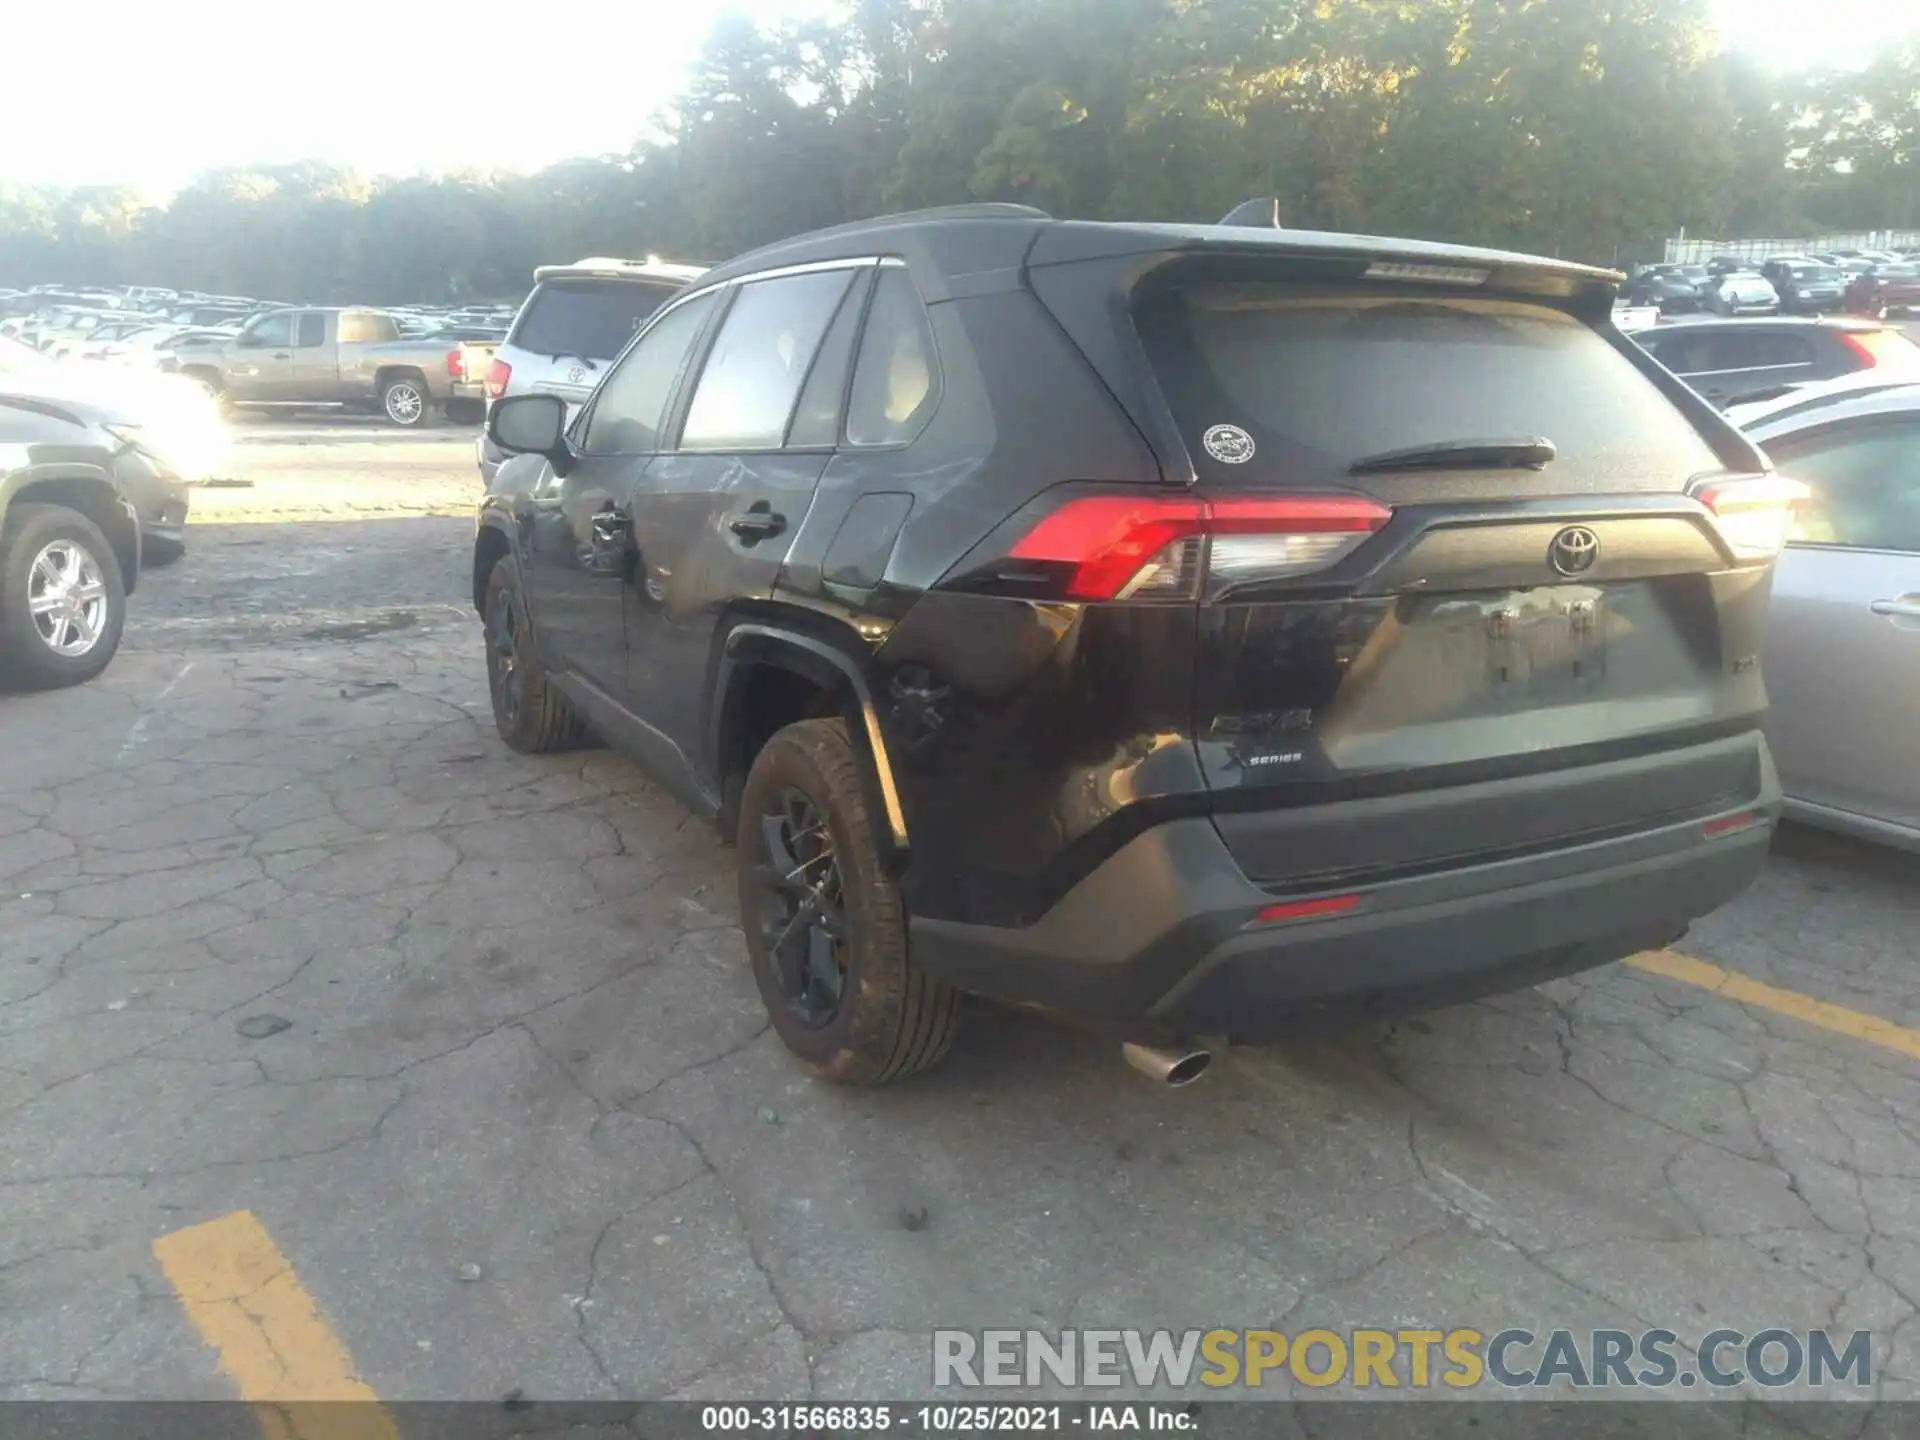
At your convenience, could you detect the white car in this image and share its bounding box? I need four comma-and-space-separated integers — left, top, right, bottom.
477, 256, 704, 483
1707, 271, 1780, 316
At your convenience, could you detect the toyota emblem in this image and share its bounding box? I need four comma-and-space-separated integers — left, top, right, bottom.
566, 364, 587, 385
1548, 525, 1600, 577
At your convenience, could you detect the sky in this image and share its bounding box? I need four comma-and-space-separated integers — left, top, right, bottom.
1, 0, 1913, 193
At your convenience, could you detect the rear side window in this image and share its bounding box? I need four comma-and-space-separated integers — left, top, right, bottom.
510, 279, 679, 364
339, 312, 398, 343
680, 269, 855, 451
1658, 332, 1814, 374
846, 268, 940, 447
1138, 287, 1721, 487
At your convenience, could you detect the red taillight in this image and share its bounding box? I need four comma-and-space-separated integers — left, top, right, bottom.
1251, 894, 1361, 927
445, 348, 464, 379
485, 357, 511, 400
1689, 473, 1811, 559
1837, 328, 1920, 368
1006, 494, 1391, 601
1702, 811, 1764, 839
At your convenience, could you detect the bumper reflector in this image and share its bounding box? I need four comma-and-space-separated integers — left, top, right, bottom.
1251, 893, 1361, 927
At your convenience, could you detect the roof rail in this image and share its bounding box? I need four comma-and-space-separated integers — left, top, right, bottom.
728, 203, 1052, 256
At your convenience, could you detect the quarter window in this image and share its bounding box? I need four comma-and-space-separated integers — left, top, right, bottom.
846, 268, 939, 447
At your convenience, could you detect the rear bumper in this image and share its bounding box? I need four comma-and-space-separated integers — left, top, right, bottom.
909, 737, 1780, 1041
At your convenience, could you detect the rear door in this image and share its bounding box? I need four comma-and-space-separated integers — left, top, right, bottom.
626, 265, 867, 759
288, 311, 337, 398
1128, 279, 1771, 885
1758, 414, 1920, 835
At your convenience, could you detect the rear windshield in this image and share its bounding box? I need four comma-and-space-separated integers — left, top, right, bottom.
1136, 286, 1722, 488
509, 278, 681, 364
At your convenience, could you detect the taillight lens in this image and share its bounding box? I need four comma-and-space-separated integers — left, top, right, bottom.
1690, 473, 1811, 559
1007, 493, 1392, 600
1839, 328, 1920, 368
485, 358, 511, 400
445, 348, 464, 379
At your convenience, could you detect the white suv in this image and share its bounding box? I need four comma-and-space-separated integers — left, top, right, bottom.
478, 256, 703, 482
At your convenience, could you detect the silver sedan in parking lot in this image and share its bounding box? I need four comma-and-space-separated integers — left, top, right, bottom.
1739, 375, 1920, 849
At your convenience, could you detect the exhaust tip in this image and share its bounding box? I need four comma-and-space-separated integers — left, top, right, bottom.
1122, 1041, 1213, 1087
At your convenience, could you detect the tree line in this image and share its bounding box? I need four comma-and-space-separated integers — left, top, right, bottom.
2, 0, 1916, 305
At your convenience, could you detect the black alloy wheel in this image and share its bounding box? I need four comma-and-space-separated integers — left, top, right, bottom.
755, 786, 849, 1028
487, 583, 523, 731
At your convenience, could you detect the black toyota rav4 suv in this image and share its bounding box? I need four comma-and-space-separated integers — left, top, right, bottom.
473, 203, 1790, 1086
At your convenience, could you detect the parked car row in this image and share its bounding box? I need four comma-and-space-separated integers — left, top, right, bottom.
1625, 247, 1920, 319
1628, 314, 1920, 409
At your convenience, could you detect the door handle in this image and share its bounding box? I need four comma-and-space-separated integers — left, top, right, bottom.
1870, 598, 1920, 620
729, 508, 786, 542
272, 352, 290, 359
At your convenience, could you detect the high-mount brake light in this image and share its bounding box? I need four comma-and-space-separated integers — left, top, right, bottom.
1007, 494, 1392, 601
1689, 473, 1811, 559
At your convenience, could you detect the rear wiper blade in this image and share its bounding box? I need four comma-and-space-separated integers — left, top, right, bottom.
1349, 436, 1557, 475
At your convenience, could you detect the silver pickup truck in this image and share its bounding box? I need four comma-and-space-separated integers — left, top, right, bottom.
167, 307, 470, 427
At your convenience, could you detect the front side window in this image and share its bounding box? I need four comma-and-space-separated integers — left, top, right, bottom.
244, 312, 294, 347
1769, 420, 1920, 553
680, 270, 857, 451
581, 290, 718, 455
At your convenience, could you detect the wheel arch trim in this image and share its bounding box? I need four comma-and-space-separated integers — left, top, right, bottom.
472, 510, 517, 612
3, 463, 142, 594
715, 622, 910, 858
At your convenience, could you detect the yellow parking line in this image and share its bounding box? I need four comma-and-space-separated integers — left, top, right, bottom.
1627, 949, 1920, 1064
152, 1211, 398, 1440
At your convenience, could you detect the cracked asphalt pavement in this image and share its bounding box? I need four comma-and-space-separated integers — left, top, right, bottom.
4, 421, 1920, 1407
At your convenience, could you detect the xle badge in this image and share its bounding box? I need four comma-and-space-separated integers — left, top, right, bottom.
1202, 424, 1255, 464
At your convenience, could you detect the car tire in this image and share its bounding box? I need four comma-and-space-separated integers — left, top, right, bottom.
0, 503, 127, 691
483, 555, 588, 752
737, 717, 962, 1084
380, 374, 434, 428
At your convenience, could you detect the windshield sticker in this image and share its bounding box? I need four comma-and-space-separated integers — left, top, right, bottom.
1203, 424, 1256, 464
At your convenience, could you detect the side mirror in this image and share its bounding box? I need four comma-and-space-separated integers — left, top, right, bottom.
235, 331, 264, 348
488, 393, 570, 469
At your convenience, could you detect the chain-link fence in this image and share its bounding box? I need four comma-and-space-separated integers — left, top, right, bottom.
1664, 232, 1920, 264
